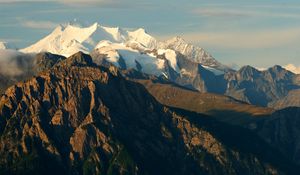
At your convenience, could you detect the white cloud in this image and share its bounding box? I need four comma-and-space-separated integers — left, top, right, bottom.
284, 64, 300, 74
20, 20, 59, 29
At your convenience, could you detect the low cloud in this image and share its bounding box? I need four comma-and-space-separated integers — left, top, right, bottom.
0, 49, 34, 76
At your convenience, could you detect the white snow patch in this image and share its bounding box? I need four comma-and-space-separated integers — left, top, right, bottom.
202, 65, 225, 75
95, 43, 165, 76
180, 68, 192, 76
157, 49, 179, 72
284, 64, 300, 74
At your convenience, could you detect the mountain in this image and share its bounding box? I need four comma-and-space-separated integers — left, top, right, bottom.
123, 69, 300, 167
91, 43, 226, 93
158, 36, 230, 71
20, 22, 229, 72
0, 52, 297, 174
224, 65, 300, 106
20, 22, 157, 57
16, 22, 300, 108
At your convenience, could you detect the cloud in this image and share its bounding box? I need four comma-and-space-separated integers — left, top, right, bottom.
192, 7, 300, 19
0, 38, 22, 43
0, 0, 51, 3
0, 0, 134, 8
284, 64, 300, 74
0, 50, 34, 76
178, 27, 300, 49
20, 20, 59, 29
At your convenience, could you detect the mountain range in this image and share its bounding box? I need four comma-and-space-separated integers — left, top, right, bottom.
0, 52, 298, 175
1, 22, 300, 174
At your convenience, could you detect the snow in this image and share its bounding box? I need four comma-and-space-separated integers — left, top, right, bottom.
0, 42, 7, 49
157, 49, 179, 72
284, 64, 300, 74
19, 21, 228, 79
0, 42, 15, 50
21, 22, 158, 57
95, 42, 165, 76
180, 68, 192, 76
202, 65, 225, 75
128, 28, 157, 49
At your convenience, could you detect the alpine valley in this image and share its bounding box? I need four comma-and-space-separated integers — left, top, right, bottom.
1, 22, 300, 175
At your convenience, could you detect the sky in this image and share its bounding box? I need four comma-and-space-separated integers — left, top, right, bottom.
0, 0, 300, 69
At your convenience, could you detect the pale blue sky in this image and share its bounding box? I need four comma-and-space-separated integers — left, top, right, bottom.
1, 0, 300, 68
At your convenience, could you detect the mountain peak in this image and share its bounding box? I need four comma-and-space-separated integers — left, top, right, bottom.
238, 65, 260, 77
239, 65, 258, 71
135, 27, 146, 33
63, 51, 94, 66
268, 65, 285, 72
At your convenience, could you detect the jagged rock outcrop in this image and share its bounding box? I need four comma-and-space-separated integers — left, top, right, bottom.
0, 52, 297, 175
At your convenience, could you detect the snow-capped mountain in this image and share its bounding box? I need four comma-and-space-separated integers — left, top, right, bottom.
20, 22, 227, 69
21, 22, 157, 57
159, 36, 230, 71
20, 22, 232, 92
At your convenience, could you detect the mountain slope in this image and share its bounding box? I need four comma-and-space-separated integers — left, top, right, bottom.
254, 107, 300, 165
91, 43, 226, 92
270, 89, 300, 109
0, 52, 297, 175
127, 74, 273, 125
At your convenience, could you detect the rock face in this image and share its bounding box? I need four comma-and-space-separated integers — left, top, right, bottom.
0, 52, 297, 175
